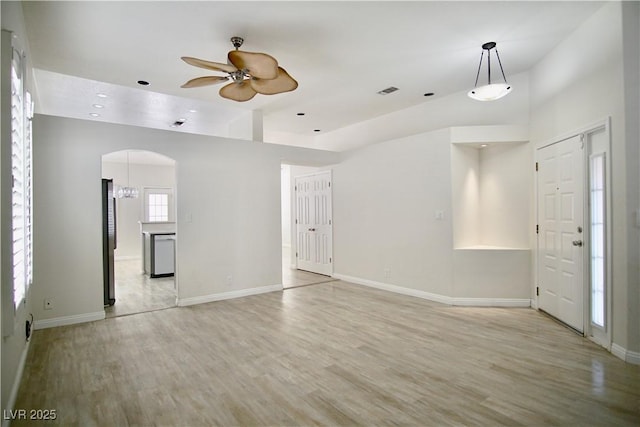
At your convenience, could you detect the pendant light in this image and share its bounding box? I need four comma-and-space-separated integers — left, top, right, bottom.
468, 41, 512, 101
117, 151, 139, 199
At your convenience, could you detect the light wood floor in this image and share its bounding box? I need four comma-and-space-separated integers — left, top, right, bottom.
282, 245, 337, 289
104, 259, 176, 318
15, 281, 640, 426
105, 252, 333, 319
283, 267, 336, 289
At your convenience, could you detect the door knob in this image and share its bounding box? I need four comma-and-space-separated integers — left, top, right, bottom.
572, 240, 583, 247
308, 228, 316, 232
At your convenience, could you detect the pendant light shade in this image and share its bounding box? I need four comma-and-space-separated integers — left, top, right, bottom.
468, 42, 512, 101
117, 151, 139, 199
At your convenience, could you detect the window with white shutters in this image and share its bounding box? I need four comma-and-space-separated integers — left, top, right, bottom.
10, 46, 33, 309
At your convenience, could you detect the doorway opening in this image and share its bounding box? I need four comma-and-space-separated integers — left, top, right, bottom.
101, 150, 177, 317
281, 164, 337, 289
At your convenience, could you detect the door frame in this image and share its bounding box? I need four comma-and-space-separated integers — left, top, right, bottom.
293, 170, 333, 276
534, 117, 612, 348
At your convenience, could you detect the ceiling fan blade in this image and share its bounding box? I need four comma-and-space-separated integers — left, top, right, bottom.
181, 76, 229, 88
219, 80, 257, 102
228, 50, 278, 80
250, 67, 298, 95
181, 56, 237, 73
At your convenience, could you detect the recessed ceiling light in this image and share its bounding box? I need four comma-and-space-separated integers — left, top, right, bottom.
297, 113, 305, 116
137, 80, 150, 86
96, 93, 108, 98
480, 144, 488, 148
89, 113, 100, 117
424, 92, 435, 97
188, 109, 198, 113
92, 104, 104, 109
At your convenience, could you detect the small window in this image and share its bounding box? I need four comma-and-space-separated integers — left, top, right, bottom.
590, 153, 605, 328
144, 188, 173, 222
148, 193, 169, 222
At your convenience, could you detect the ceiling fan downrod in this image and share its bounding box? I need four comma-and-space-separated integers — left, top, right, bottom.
230, 36, 244, 50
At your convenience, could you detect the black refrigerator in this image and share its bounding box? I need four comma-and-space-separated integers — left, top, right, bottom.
102, 179, 116, 306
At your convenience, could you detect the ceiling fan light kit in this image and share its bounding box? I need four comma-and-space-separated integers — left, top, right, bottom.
468, 41, 512, 101
181, 36, 298, 102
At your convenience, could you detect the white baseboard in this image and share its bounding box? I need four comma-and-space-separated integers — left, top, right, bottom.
115, 255, 141, 262
177, 284, 283, 307
333, 273, 452, 304
2, 339, 31, 427
33, 311, 106, 330
611, 343, 640, 364
333, 273, 531, 308
452, 297, 531, 307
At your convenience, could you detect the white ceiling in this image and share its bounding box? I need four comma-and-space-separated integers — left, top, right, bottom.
21, 1, 604, 151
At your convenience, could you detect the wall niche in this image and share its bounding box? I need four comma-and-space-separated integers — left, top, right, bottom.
450, 125, 531, 249
449, 126, 532, 300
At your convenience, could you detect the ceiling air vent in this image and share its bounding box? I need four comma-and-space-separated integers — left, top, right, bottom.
377, 86, 399, 95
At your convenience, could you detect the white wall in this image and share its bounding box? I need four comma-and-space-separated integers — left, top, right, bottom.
478, 143, 531, 248
333, 127, 531, 303
451, 145, 480, 248
529, 1, 639, 355
280, 165, 291, 248
102, 160, 176, 260
333, 129, 455, 297
621, 0, 640, 359
31, 115, 340, 324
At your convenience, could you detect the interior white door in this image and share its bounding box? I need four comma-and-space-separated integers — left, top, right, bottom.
537, 135, 585, 332
295, 171, 332, 275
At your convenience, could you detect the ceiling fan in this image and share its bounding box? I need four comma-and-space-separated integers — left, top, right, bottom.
181, 37, 298, 102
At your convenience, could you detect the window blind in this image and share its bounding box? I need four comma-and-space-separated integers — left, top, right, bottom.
10, 46, 32, 309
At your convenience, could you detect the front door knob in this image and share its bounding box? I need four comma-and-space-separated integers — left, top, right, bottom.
572, 240, 583, 247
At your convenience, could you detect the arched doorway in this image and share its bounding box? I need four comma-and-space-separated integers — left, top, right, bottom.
101, 150, 177, 317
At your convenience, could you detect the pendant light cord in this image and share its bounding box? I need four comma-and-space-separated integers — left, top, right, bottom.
473, 50, 484, 88
126, 151, 130, 187
495, 49, 508, 83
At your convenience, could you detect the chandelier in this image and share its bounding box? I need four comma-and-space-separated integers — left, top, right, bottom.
117, 151, 139, 199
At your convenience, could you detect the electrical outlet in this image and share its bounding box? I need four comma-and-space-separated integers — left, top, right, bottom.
435, 210, 445, 220
384, 268, 391, 280
226, 275, 233, 286
44, 298, 53, 310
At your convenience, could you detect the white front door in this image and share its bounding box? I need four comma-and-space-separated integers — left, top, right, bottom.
295, 171, 332, 275
537, 135, 585, 332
